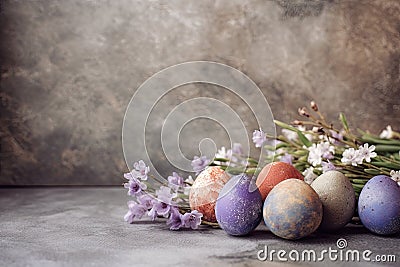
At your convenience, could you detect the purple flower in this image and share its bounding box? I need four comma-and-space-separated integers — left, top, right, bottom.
280, 153, 293, 165
321, 160, 337, 173
329, 130, 343, 145
191, 156, 210, 174
148, 200, 171, 220
168, 172, 184, 191
182, 210, 203, 229
124, 201, 148, 223
133, 160, 150, 180
156, 186, 177, 204
252, 129, 267, 148
123, 172, 135, 180
123, 177, 147, 196
137, 194, 154, 209
167, 207, 183, 230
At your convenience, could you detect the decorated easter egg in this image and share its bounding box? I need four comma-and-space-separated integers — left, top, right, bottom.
256, 162, 304, 200
263, 179, 323, 240
189, 166, 230, 222
215, 174, 263, 236
358, 175, 400, 235
311, 171, 356, 231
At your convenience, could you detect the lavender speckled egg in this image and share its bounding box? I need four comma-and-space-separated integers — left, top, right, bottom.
189, 167, 230, 222
215, 174, 263, 236
311, 171, 356, 231
263, 179, 323, 240
358, 175, 400, 235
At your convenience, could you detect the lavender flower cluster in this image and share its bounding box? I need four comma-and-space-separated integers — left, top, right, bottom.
123, 160, 203, 230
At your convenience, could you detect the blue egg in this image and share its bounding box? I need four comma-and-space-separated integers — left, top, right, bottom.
263, 179, 323, 240
215, 174, 263, 236
358, 175, 400, 235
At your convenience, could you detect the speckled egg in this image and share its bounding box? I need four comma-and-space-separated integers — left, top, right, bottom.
358, 175, 400, 235
215, 174, 263, 236
189, 166, 230, 222
263, 179, 323, 240
256, 162, 304, 200
311, 171, 356, 231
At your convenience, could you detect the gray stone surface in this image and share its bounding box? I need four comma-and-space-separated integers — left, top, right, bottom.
1, 0, 400, 185
0, 188, 399, 266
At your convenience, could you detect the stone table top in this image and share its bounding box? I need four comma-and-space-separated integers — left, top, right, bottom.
0, 188, 398, 266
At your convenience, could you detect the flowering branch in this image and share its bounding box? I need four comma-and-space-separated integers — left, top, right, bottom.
264, 102, 400, 197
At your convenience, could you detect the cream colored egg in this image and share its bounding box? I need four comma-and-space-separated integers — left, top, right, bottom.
311, 171, 356, 231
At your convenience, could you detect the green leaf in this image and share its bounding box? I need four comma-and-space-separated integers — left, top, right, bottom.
274, 120, 298, 132
213, 158, 230, 162
363, 168, 381, 175
374, 145, 400, 153
264, 145, 276, 151
246, 158, 259, 165
352, 184, 364, 193
351, 179, 368, 185
339, 113, 349, 131
293, 150, 308, 156
275, 142, 289, 149
298, 155, 308, 162
274, 119, 312, 147
361, 135, 400, 146
345, 173, 365, 178
294, 162, 306, 169
297, 131, 312, 147
371, 161, 400, 169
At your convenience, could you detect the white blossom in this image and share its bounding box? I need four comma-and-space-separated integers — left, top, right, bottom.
307, 141, 335, 167
341, 143, 377, 166
184, 175, 194, 185
341, 148, 363, 166
215, 146, 229, 159
252, 129, 267, 148
303, 167, 318, 184
379, 125, 393, 139
358, 143, 377, 163
308, 144, 323, 166
390, 170, 400, 186
282, 129, 298, 141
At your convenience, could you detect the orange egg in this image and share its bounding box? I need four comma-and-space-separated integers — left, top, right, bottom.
189, 166, 230, 222
256, 162, 304, 200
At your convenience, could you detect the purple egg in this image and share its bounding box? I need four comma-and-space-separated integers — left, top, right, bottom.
215, 174, 263, 236
358, 175, 400, 235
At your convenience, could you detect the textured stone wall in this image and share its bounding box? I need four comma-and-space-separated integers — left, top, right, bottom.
1, 0, 399, 185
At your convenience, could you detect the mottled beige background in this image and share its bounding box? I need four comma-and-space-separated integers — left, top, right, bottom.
1, 0, 399, 185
